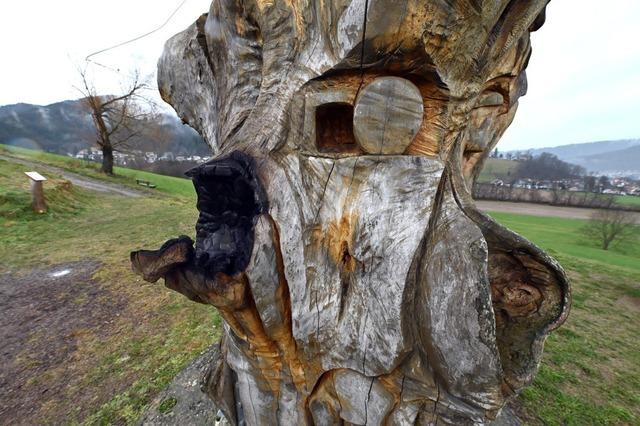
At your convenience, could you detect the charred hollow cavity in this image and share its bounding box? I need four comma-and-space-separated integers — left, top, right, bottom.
186, 152, 267, 275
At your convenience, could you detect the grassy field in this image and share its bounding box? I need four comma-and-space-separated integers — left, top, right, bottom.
1, 147, 638, 425
487, 212, 640, 425
489, 213, 640, 273
616, 194, 640, 207
0, 144, 194, 197
0, 156, 219, 424
477, 156, 640, 208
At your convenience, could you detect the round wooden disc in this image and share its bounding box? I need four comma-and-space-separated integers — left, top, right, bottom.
353, 77, 424, 155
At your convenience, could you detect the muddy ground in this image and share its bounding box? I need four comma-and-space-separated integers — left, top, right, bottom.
0, 260, 128, 425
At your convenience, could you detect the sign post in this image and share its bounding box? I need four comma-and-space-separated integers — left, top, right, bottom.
24, 171, 47, 213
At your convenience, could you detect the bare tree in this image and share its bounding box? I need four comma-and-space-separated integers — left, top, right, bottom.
76, 68, 155, 175
584, 175, 597, 192
582, 208, 639, 250
598, 175, 610, 193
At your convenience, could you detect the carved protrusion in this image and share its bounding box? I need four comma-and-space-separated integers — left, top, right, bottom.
130, 236, 193, 283
353, 77, 424, 155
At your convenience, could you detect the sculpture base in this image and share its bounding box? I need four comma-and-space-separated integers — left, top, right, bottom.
138, 342, 525, 426
137, 345, 221, 426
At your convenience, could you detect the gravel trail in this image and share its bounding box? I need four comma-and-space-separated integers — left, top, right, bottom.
476, 200, 640, 221
0, 154, 145, 197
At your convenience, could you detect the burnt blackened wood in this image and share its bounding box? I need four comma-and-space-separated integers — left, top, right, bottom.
185, 152, 268, 276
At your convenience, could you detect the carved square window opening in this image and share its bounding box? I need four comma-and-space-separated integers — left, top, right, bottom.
315, 103, 358, 153
302, 89, 359, 155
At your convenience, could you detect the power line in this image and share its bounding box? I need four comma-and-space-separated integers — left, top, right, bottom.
85, 0, 188, 64
87, 60, 123, 74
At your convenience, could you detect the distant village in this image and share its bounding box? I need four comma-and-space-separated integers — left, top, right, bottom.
485, 150, 640, 199
491, 177, 640, 197
500, 151, 640, 181
72, 147, 212, 166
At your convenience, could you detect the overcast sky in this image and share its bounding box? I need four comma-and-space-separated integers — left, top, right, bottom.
0, 0, 638, 151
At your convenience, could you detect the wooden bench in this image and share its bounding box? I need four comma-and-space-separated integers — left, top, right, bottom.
136, 179, 157, 188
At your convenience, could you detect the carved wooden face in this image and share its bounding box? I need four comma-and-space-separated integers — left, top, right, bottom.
134, 1, 570, 424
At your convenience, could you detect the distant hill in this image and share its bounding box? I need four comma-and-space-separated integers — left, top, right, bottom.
0, 99, 209, 156
514, 139, 640, 175
575, 144, 640, 175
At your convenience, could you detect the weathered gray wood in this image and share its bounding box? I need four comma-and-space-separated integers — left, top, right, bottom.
353, 77, 424, 154
132, 1, 571, 424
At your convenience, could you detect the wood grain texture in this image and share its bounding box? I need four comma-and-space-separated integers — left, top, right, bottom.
353, 77, 424, 154
132, 1, 571, 424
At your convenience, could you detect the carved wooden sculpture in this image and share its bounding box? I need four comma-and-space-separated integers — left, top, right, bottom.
131, 1, 570, 424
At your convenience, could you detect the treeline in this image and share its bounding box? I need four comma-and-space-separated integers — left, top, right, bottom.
473, 184, 640, 211
514, 153, 585, 180
489, 151, 620, 193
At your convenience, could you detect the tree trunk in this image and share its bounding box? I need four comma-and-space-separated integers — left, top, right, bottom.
131, 2, 571, 424
101, 146, 114, 175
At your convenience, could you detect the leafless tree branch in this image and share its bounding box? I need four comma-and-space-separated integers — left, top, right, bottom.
75, 67, 157, 174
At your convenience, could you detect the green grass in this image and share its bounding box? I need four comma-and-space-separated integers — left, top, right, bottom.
158, 397, 178, 415
0, 159, 92, 221
518, 262, 640, 425
615, 194, 640, 207
0, 156, 214, 424
1, 146, 638, 425
487, 212, 640, 273
0, 144, 195, 197
486, 211, 640, 425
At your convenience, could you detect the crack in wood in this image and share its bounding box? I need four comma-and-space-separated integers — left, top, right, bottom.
144, 1, 569, 422
314, 160, 336, 221
364, 376, 375, 425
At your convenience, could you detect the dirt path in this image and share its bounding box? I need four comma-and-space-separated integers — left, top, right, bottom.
0, 154, 145, 198
0, 261, 128, 425
476, 200, 640, 221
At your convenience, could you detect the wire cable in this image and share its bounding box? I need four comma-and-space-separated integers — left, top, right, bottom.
85, 0, 187, 63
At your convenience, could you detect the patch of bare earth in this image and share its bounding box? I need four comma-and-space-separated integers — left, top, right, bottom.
616, 295, 640, 313
476, 200, 640, 221
0, 260, 127, 425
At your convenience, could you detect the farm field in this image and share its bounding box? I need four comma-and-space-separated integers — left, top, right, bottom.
477, 156, 640, 208
486, 212, 639, 425
0, 147, 638, 425
477, 157, 519, 183
616, 194, 640, 207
